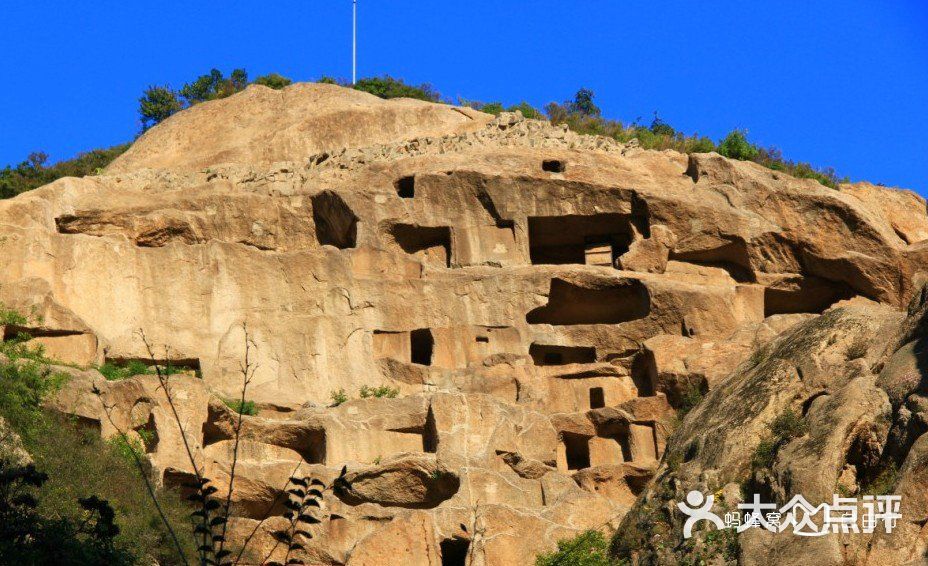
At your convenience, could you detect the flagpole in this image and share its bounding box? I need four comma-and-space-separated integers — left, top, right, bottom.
352, 0, 357, 84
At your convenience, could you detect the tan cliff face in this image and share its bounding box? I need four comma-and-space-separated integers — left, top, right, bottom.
3, 82, 928, 564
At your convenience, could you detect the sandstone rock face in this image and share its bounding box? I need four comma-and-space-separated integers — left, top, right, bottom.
3, 83, 928, 563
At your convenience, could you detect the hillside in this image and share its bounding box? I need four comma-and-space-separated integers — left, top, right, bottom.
1, 81, 927, 565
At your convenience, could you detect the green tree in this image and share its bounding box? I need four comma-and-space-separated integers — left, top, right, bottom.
649, 113, 677, 136
138, 86, 182, 130
179, 68, 249, 105
567, 88, 601, 117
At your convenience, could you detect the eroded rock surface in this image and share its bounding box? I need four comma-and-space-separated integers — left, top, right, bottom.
3, 82, 928, 564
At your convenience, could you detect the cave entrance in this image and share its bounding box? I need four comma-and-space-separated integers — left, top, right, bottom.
526, 278, 650, 325
529, 344, 596, 366
589, 387, 605, 409
395, 176, 415, 198
528, 214, 634, 266
312, 191, 358, 249
410, 329, 434, 366
440, 537, 470, 566
542, 159, 566, 173
390, 224, 452, 267
562, 432, 591, 470
764, 276, 858, 316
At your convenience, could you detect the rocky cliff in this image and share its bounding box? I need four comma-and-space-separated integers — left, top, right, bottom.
2, 82, 927, 564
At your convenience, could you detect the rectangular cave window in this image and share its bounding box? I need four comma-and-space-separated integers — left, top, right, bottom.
389, 224, 452, 267
530, 344, 597, 366
528, 214, 633, 265
395, 176, 415, 198
589, 387, 605, 409
563, 432, 591, 470
542, 159, 566, 173
105, 356, 202, 377
526, 278, 651, 325
475, 335, 489, 344
440, 537, 470, 566
410, 329, 434, 366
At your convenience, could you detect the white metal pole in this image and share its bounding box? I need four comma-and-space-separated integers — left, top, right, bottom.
352, 0, 357, 84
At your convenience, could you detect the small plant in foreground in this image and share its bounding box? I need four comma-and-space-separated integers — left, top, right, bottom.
535, 529, 614, 566
97, 360, 150, 381
751, 408, 809, 471
359, 385, 399, 399
861, 464, 899, 496
330, 388, 348, 406
769, 408, 809, 442
223, 398, 258, 416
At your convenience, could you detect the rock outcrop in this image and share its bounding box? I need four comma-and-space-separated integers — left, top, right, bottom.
2, 81, 927, 564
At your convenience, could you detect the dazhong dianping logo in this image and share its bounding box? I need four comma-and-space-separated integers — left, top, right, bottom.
678, 490, 901, 538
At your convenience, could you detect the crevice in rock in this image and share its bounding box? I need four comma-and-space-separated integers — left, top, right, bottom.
1, 325, 85, 341
630, 349, 657, 397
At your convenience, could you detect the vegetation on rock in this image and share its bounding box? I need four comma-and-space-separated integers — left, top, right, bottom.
2, 73, 850, 200
223, 397, 258, 415
535, 529, 620, 566
0, 145, 130, 199
0, 310, 196, 564
359, 384, 399, 399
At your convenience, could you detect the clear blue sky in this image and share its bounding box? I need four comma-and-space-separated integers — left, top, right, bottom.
2, 1, 927, 194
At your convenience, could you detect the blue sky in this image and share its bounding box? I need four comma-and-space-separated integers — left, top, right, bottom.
2, 1, 927, 194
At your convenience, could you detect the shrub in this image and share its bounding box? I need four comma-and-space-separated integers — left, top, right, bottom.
0, 353, 197, 563
676, 382, 704, 417
107, 434, 145, 464
769, 408, 809, 442
536, 529, 615, 566
352, 75, 441, 102
0, 144, 130, 199
97, 360, 150, 381
330, 388, 348, 406
751, 438, 777, 469
254, 73, 292, 89
751, 408, 809, 471
0, 302, 29, 326
223, 397, 258, 415
359, 385, 399, 399
861, 464, 898, 496
717, 129, 760, 161
0, 461, 135, 565
464, 99, 544, 119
